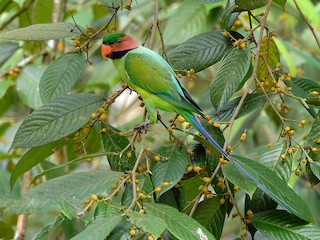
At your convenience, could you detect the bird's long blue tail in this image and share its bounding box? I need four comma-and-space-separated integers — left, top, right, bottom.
188, 115, 293, 212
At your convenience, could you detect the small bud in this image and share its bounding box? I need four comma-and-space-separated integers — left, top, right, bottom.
91, 194, 98, 201
162, 182, 169, 187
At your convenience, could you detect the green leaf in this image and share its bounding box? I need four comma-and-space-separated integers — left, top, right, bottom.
144, 202, 216, 240
0, 80, 11, 99
308, 113, 320, 145
222, 156, 258, 197
107, 221, 131, 240
168, 30, 233, 73
0, 22, 84, 41
227, 156, 313, 222
163, 3, 208, 46
0, 42, 19, 65
258, 142, 291, 182
33, 215, 65, 240
40, 52, 86, 103
101, 123, 136, 171
210, 46, 251, 110
192, 198, 225, 239
274, 0, 287, 9
16, 65, 44, 109
310, 162, 320, 181
221, 0, 240, 30
210, 93, 267, 121
11, 93, 104, 148
286, 77, 320, 99
235, 0, 267, 11
151, 143, 188, 198
257, 36, 280, 91
10, 139, 66, 189
70, 215, 122, 240
128, 211, 168, 238
252, 210, 319, 239
1, 170, 122, 214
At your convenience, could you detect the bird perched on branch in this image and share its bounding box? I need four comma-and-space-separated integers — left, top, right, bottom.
101, 33, 281, 203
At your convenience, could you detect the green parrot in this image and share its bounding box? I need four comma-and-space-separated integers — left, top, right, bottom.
101, 33, 288, 209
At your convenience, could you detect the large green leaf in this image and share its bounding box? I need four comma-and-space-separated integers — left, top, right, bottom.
210, 46, 251, 110
258, 142, 292, 182
274, 0, 287, 9
16, 65, 44, 109
0, 22, 84, 41
234, 0, 267, 11
226, 156, 313, 222
0, 42, 19, 65
210, 93, 267, 121
252, 210, 319, 239
70, 215, 122, 240
0, 80, 11, 99
128, 211, 168, 238
40, 52, 86, 103
192, 198, 225, 239
221, 0, 240, 30
257, 36, 280, 91
168, 30, 233, 73
11, 93, 104, 148
144, 202, 216, 240
151, 143, 188, 198
163, 3, 208, 46
1, 170, 122, 214
10, 139, 67, 189
286, 77, 320, 99
101, 123, 136, 171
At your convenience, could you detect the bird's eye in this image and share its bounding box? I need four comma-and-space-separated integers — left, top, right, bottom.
115, 39, 122, 44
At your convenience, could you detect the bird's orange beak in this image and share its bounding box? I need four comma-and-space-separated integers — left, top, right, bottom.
101, 44, 112, 60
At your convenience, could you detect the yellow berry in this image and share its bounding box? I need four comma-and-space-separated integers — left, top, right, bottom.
267, 143, 273, 147
245, 218, 252, 224
136, 187, 140, 192
187, 165, 193, 172
205, 149, 211, 156
316, 138, 320, 144
186, 124, 191, 129
311, 91, 319, 95
154, 155, 161, 162
193, 166, 201, 172
148, 236, 154, 240
289, 130, 295, 136
98, 107, 105, 113
202, 186, 209, 194
247, 210, 253, 217
202, 177, 211, 183
91, 194, 98, 201
300, 120, 306, 125
226, 145, 232, 152
155, 187, 161, 193
162, 182, 169, 187
69, 7, 75, 13
84, 199, 90, 204
71, 36, 77, 40
220, 198, 225, 204
111, 184, 117, 189
281, 154, 286, 160
178, 117, 185, 123
208, 120, 213, 125
87, 25, 93, 30
139, 209, 145, 214
288, 148, 293, 155
205, 115, 211, 120
96, 2, 102, 7
234, 185, 239, 191
223, 31, 228, 37
118, 132, 125, 137
213, 122, 220, 128
101, 128, 107, 133
99, 113, 108, 121
284, 126, 290, 132
240, 43, 246, 49
127, 152, 132, 158
91, 113, 97, 120
311, 147, 318, 152
111, 25, 117, 31
85, 157, 91, 162
276, 63, 281, 67
129, 229, 135, 236
138, 193, 146, 200
189, 68, 195, 74
302, 159, 307, 164
240, 133, 247, 142
167, 126, 173, 132
219, 158, 225, 164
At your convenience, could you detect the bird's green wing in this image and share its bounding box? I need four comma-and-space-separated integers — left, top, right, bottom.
124, 47, 202, 114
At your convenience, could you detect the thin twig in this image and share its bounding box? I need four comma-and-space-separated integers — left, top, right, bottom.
292, 0, 320, 49
223, 0, 273, 150
0, 0, 36, 31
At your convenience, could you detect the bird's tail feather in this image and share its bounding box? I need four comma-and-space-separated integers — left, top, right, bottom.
188, 115, 291, 210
